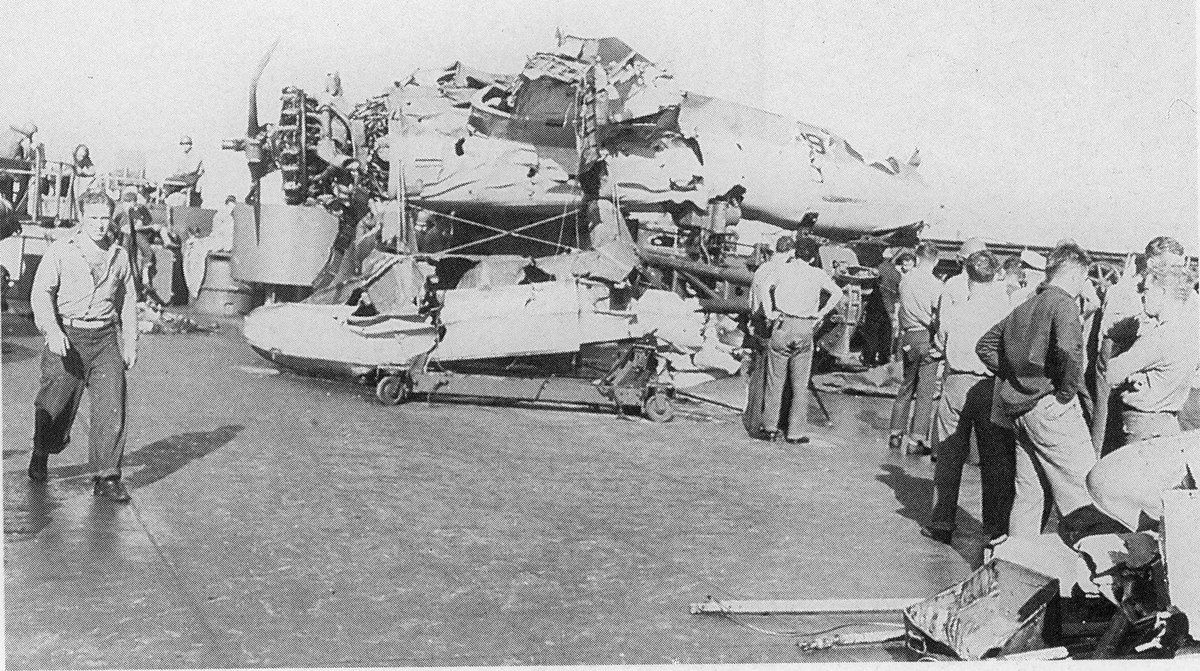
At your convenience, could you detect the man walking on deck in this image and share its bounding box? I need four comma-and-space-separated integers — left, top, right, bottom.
28, 190, 138, 502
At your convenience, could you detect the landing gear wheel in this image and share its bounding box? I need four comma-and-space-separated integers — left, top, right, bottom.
642, 390, 675, 422
375, 375, 408, 405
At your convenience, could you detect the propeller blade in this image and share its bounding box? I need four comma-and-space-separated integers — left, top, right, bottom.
248, 159, 272, 183
248, 37, 281, 136
253, 180, 262, 245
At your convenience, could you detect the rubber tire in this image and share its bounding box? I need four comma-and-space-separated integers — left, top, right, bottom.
375, 375, 408, 406
642, 391, 674, 422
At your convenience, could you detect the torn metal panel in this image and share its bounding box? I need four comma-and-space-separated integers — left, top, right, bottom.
402, 134, 580, 209
632, 289, 704, 351
453, 254, 531, 289
359, 253, 428, 314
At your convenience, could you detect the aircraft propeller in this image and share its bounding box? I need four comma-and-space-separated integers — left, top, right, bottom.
223, 37, 281, 243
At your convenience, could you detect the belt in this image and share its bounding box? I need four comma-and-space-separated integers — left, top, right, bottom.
777, 313, 818, 320
1122, 408, 1179, 416
63, 317, 114, 329
946, 369, 990, 378
903, 326, 931, 333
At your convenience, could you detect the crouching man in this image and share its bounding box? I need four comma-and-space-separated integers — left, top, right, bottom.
28, 190, 138, 502
1087, 265, 1200, 531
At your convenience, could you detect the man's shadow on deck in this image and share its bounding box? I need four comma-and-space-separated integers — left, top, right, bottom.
876, 464, 987, 567
5, 425, 243, 539
43, 424, 244, 487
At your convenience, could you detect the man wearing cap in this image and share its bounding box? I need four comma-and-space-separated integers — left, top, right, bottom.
1000, 256, 1027, 302
760, 237, 844, 443
28, 190, 138, 502
939, 237, 988, 310
1008, 250, 1046, 305
164, 135, 204, 206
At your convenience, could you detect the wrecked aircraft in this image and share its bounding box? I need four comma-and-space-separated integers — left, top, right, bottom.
226, 34, 935, 395
225, 35, 934, 260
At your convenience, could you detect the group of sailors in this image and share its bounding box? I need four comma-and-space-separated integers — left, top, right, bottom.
743, 231, 1199, 549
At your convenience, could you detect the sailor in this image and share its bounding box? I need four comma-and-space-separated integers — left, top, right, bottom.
1, 121, 38, 212
924, 250, 1016, 544
1102, 263, 1198, 445
183, 195, 237, 299
745, 236, 794, 436
1008, 249, 1046, 305
28, 190, 138, 502
862, 248, 904, 367
888, 241, 942, 454
1000, 255, 1027, 303
1091, 235, 1193, 453
114, 188, 155, 300
759, 237, 844, 443
976, 242, 1097, 537
164, 135, 204, 206
938, 237, 988, 310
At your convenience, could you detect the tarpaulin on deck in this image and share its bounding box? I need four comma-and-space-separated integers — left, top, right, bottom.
812, 361, 903, 397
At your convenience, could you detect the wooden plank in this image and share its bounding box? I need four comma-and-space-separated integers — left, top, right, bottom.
997, 646, 1069, 661
690, 597, 921, 615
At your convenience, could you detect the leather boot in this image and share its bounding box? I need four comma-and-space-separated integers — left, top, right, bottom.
27, 451, 49, 483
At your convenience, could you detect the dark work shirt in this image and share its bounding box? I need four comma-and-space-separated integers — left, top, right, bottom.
976, 284, 1085, 416
876, 260, 901, 310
